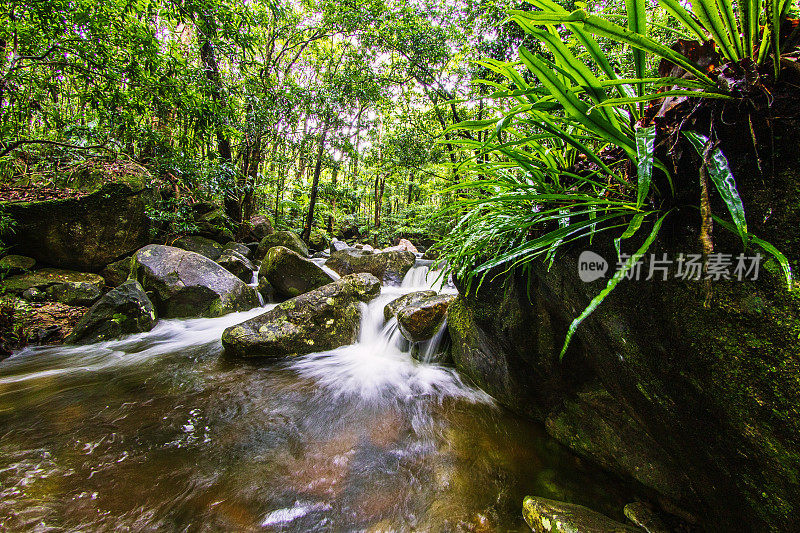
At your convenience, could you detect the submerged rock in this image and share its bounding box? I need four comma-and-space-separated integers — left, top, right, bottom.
0, 255, 35, 275
256, 230, 309, 260
325, 249, 415, 285
131, 245, 259, 318
260, 246, 335, 299
173, 235, 224, 260
100, 256, 133, 287
221, 273, 380, 358
397, 294, 455, 342
217, 249, 256, 283
65, 280, 157, 344
523, 496, 642, 532
3, 268, 104, 306
383, 290, 437, 321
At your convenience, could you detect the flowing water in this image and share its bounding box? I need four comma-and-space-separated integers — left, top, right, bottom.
0, 265, 637, 532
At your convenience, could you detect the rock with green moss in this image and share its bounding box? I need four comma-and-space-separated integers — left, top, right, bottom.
1, 181, 155, 271
222, 241, 252, 259
3, 268, 104, 306
308, 229, 329, 253
622, 503, 671, 533
221, 273, 380, 357
131, 245, 259, 318
0, 255, 35, 275
100, 256, 132, 287
173, 235, 224, 260
523, 496, 643, 533
65, 280, 157, 344
217, 249, 256, 282
384, 290, 437, 321
260, 246, 335, 299
397, 293, 455, 342
255, 230, 309, 260
325, 248, 416, 285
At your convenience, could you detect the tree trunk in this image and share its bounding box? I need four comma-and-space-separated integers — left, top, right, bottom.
301, 113, 330, 242
327, 164, 338, 235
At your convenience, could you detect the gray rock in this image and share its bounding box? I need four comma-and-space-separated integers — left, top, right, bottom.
325, 249, 416, 285
222, 241, 252, 259
131, 245, 259, 318
173, 235, 224, 260
217, 249, 256, 283
260, 246, 335, 299
222, 273, 380, 358
65, 280, 157, 344
330, 239, 350, 253
255, 230, 309, 260
3, 268, 104, 306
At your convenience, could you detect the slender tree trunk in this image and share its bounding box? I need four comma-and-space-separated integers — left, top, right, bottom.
302, 113, 330, 242
327, 164, 338, 235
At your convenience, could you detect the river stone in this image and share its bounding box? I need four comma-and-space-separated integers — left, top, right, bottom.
384, 290, 437, 322
240, 215, 274, 242
397, 294, 455, 342
308, 229, 328, 252
384, 238, 419, 254
255, 230, 309, 260
523, 496, 642, 533
325, 249, 416, 285
330, 238, 350, 253
100, 256, 132, 287
65, 280, 157, 344
173, 235, 224, 260
131, 245, 259, 318
257, 276, 274, 301
260, 246, 336, 299
217, 249, 256, 283
0, 255, 35, 275
222, 241, 252, 259
3, 268, 104, 306
222, 273, 380, 358
1, 181, 155, 272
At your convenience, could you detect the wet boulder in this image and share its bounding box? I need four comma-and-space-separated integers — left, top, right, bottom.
217, 249, 256, 283
383, 290, 437, 322
239, 215, 274, 242
131, 245, 259, 318
0, 254, 35, 276
255, 230, 309, 260
397, 294, 455, 342
257, 276, 274, 302
173, 235, 224, 260
325, 249, 416, 285
523, 496, 642, 533
65, 280, 157, 344
221, 273, 380, 358
100, 256, 132, 287
308, 229, 329, 253
330, 238, 350, 253
3, 268, 104, 306
260, 246, 335, 299
384, 238, 419, 254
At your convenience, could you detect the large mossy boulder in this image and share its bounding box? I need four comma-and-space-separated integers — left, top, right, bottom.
173, 235, 224, 260
191, 202, 235, 244
255, 230, 309, 260
325, 248, 416, 285
131, 245, 259, 318
221, 273, 380, 358
522, 497, 642, 533
384, 290, 437, 321
239, 215, 274, 243
0, 254, 36, 276
3, 268, 104, 306
2, 180, 155, 272
100, 256, 133, 287
396, 293, 455, 342
260, 246, 336, 299
65, 280, 157, 344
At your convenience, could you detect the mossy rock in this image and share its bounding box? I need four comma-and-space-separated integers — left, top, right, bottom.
0, 255, 35, 276
222, 273, 380, 358
3, 268, 104, 306
522, 496, 642, 533
173, 235, 224, 260
217, 249, 256, 283
384, 290, 437, 321
131, 244, 259, 318
57, 160, 152, 194
260, 246, 335, 299
255, 230, 309, 260
65, 280, 157, 344
325, 248, 416, 285
396, 293, 455, 342
100, 256, 133, 287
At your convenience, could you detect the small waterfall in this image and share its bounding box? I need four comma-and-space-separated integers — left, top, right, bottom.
249, 269, 266, 306
416, 321, 448, 364
310, 258, 341, 280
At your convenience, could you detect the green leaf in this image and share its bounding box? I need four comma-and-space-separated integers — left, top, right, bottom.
635, 125, 655, 208
560, 212, 668, 359
624, 0, 647, 110
656, 0, 708, 41
684, 131, 747, 246
614, 213, 646, 260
